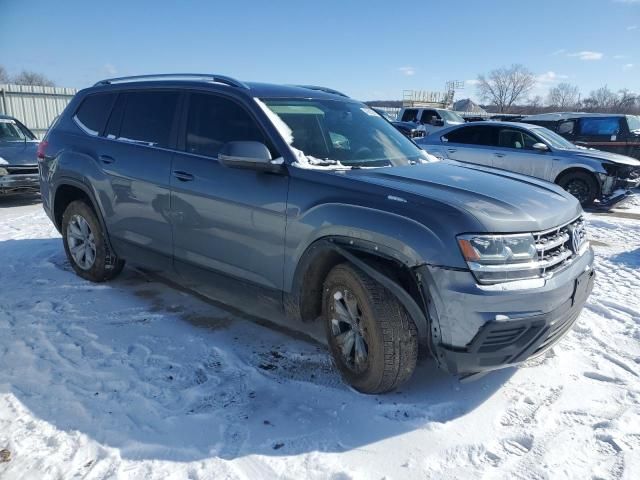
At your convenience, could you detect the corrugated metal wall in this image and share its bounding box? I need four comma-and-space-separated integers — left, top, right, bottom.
0, 84, 78, 138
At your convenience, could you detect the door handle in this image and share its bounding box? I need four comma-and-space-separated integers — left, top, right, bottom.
447, 148, 457, 153
173, 170, 194, 182
494, 152, 506, 158
99, 155, 115, 164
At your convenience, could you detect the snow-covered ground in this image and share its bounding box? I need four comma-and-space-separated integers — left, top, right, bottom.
0, 196, 639, 480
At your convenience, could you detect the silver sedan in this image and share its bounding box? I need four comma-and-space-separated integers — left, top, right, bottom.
417, 121, 640, 206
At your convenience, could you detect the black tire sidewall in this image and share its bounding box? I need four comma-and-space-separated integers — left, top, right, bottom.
61, 200, 112, 282
322, 265, 393, 392
558, 171, 598, 206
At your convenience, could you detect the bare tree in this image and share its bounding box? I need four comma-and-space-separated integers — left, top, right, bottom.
12, 70, 55, 87
476, 64, 536, 113
0, 65, 10, 83
547, 83, 580, 109
526, 95, 545, 114
583, 85, 618, 111
612, 89, 638, 113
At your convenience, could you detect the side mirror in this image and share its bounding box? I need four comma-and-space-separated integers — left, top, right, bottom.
532, 142, 549, 152
218, 141, 282, 173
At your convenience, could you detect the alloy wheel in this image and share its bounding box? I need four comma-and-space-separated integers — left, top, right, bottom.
330, 288, 369, 373
66, 214, 97, 270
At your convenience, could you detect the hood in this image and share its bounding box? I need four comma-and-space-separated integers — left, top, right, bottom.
0, 141, 39, 166
566, 148, 640, 167
348, 161, 582, 233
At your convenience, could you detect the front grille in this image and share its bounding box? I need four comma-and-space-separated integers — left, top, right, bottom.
7, 165, 39, 175
411, 131, 426, 138
534, 216, 584, 277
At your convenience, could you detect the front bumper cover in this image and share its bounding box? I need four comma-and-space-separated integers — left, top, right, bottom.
437, 268, 594, 376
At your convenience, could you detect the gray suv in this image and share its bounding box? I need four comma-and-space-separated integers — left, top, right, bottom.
39, 74, 595, 393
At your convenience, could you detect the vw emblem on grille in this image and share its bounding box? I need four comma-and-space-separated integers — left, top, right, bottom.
570, 223, 587, 253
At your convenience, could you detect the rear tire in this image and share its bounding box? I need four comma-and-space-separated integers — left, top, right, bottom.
557, 171, 599, 207
322, 263, 418, 394
61, 200, 124, 282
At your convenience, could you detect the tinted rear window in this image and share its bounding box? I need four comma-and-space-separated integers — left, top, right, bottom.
117, 91, 179, 148
74, 93, 116, 135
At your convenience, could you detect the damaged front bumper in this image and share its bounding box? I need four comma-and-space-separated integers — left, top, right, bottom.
418, 246, 595, 377
0, 170, 40, 195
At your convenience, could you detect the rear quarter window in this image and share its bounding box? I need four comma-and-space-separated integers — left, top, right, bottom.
74, 93, 117, 136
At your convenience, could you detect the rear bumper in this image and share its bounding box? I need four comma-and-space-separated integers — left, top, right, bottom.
419, 246, 595, 376
0, 173, 40, 194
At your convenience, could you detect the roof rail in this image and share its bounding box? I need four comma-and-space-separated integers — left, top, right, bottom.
93, 73, 249, 89
295, 85, 349, 98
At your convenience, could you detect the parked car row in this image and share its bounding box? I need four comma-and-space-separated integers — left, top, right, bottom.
36, 73, 595, 394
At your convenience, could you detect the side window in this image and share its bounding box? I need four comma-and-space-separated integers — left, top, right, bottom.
558, 120, 575, 135
400, 109, 418, 122
420, 110, 439, 123
579, 117, 622, 136
497, 128, 538, 150
116, 91, 179, 148
443, 126, 494, 146
185, 93, 269, 158
74, 93, 116, 136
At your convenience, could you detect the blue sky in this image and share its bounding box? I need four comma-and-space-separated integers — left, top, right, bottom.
1, 0, 638, 102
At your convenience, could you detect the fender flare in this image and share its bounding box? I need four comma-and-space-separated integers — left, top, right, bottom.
52, 176, 118, 255
289, 236, 430, 341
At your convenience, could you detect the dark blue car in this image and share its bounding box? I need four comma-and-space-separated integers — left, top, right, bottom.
0, 115, 40, 195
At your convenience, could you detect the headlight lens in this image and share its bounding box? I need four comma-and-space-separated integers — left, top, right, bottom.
0, 167, 8, 176
458, 233, 541, 284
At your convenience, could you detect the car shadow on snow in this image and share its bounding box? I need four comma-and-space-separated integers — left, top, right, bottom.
0, 237, 515, 463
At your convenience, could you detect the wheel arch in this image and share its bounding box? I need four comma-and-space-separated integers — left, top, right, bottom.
554, 167, 602, 198
52, 178, 117, 254
286, 236, 430, 341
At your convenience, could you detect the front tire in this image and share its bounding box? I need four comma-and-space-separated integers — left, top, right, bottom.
557, 171, 599, 207
61, 200, 124, 282
322, 263, 418, 394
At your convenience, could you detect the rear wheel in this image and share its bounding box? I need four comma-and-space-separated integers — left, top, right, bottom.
322, 263, 418, 394
61, 200, 124, 282
557, 171, 599, 207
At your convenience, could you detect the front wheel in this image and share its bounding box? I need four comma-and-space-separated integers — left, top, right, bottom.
322, 263, 418, 394
557, 171, 599, 207
61, 200, 124, 282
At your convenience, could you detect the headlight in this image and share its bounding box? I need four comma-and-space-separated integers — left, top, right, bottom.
0, 167, 8, 176
458, 233, 541, 284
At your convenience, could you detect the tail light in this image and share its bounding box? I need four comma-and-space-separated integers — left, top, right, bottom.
37, 140, 48, 161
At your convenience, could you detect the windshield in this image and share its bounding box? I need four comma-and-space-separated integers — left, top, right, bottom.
440, 110, 464, 123
261, 98, 426, 168
627, 115, 640, 132
0, 119, 29, 141
532, 127, 576, 150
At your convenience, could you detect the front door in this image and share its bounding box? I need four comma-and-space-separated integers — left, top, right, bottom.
492, 126, 552, 179
170, 91, 289, 308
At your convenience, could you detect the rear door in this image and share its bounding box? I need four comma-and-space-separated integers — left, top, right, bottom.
97, 90, 180, 268
492, 126, 552, 179
441, 125, 497, 167
574, 117, 626, 155
170, 91, 289, 295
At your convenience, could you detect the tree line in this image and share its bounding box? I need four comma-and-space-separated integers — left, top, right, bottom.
476, 64, 639, 115
0, 65, 55, 87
